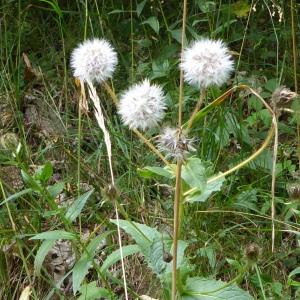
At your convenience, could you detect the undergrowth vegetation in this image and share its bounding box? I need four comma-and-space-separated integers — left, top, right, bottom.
0, 0, 300, 299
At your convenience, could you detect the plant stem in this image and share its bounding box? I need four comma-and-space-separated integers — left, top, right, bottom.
188, 89, 206, 129
172, 162, 182, 299
172, 1, 188, 299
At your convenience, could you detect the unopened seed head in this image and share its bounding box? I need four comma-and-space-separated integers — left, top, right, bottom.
70, 38, 118, 83
118, 79, 166, 131
157, 127, 195, 161
180, 38, 234, 88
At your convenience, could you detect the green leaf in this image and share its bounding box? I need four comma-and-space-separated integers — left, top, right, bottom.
30, 230, 76, 240
72, 231, 112, 294
110, 219, 160, 255
78, 281, 114, 300
100, 244, 141, 273
148, 238, 169, 275
182, 157, 207, 191
142, 16, 160, 34
21, 170, 42, 192
65, 189, 94, 222
165, 240, 189, 273
34, 239, 56, 276
0, 188, 32, 206
35, 161, 53, 183
136, 0, 146, 17
47, 182, 64, 199
232, 0, 251, 18
182, 277, 254, 299
185, 175, 225, 203
137, 166, 174, 179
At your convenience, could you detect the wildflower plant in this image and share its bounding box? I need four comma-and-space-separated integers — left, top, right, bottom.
29, 5, 278, 300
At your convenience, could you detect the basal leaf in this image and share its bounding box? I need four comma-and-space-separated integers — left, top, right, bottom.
72, 231, 112, 294
30, 230, 76, 240
65, 189, 94, 222
182, 277, 254, 299
78, 281, 114, 300
34, 239, 56, 276
100, 244, 141, 273
110, 219, 160, 256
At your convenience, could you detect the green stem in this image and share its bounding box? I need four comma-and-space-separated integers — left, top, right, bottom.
172, 1, 188, 299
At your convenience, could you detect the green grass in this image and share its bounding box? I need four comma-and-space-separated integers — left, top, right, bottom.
0, 0, 300, 299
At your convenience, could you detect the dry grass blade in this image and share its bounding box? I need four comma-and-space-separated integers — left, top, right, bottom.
85, 80, 128, 300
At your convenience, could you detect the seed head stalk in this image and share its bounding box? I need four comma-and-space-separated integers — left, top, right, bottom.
172, 0, 188, 299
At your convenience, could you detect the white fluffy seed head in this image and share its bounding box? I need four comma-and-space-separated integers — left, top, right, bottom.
70, 38, 118, 83
180, 38, 234, 88
118, 79, 166, 131
157, 127, 195, 162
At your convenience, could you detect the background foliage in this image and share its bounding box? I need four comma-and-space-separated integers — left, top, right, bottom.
0, 0, 300, 299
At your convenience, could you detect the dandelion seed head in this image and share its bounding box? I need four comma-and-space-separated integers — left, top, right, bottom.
180, 38, 234, 88
70, 38, 118, 83
157, 127, 195, 162
271, 86, 297, 107
118, 79, 166, 131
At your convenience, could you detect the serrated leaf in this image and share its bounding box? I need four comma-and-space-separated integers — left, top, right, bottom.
148, 238, 168, 275
30, 230, 76, 240
100, 244, 141, 273
72, 231, 112, 294
78, 281, 114, 300
65, 189, 94, 222
182, 277, 254, 299
182, 157, 207, 191
142, 16, 160, 34
34, 239, 56, 276
185, 175, 225, 203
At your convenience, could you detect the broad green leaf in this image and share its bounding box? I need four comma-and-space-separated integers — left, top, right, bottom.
288, 267, 300, 286
182, 157, 206, 191
165, 240, 189, 273
182, 277, 253, 299
35, 161, 53, 183
147, 238, 168, 275
185, 175, 225, 203
292, 99, 300, 125
65, 189, 94, 222
30, 230, 76, 240
142, 16, 160, 34
34, 239, 56, 276
136, 0, 146, 17
100, 244, 141, 273
47, 182, 64, 199
110, 219, 160, 255
21, 170, 42, 192
0, 188, 32, 206
78, 281, 114, 300
72, 231, 112, 294
137, 166, 174, 179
